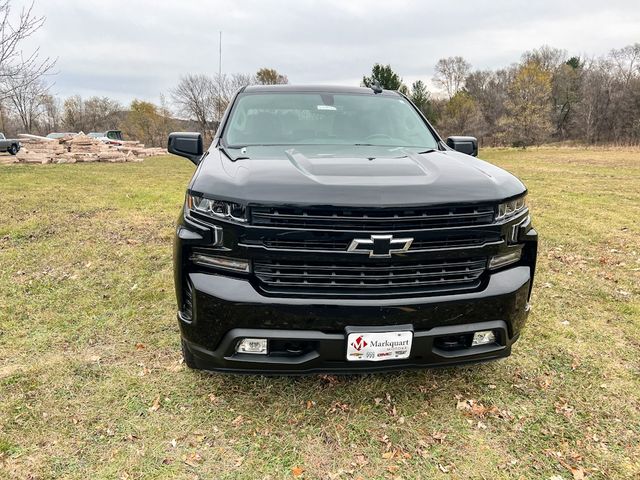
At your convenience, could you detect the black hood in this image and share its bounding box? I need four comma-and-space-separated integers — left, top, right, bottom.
189, 145, 526, 207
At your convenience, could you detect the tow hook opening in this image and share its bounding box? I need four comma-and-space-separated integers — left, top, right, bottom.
266, 340, 317, 357
434, 334, 473, 351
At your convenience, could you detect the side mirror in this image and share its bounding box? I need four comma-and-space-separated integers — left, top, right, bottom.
446, 136, 478, 157
168, 132, 204, 165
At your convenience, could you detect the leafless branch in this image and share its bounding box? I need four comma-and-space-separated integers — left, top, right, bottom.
0, 1, 56, 101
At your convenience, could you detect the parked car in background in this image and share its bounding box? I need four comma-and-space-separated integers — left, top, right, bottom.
168, 84, 538, 374
88, 130, 124, 145
46, 132, 78, 139
0, 133, 21, 155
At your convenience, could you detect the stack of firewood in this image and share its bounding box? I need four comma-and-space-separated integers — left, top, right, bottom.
6, 134, 167, 165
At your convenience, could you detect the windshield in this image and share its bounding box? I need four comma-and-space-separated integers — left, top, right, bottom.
223, 92, 438, 150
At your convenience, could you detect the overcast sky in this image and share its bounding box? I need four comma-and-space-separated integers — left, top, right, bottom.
14, 0, 640, 104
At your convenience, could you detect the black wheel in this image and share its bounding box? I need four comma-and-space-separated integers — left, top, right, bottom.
181, 339, 199, 370
8, 144, 18, 155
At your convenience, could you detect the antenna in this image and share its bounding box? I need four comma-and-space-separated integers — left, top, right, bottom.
217, 31, 223, 124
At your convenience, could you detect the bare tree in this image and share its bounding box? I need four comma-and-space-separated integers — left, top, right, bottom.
171, 74, 217, 143
211, 72, 255, 123
6, 75, 48, 132
40, 93, 61, 133
521, 46, 567, 73
0, 1, 55, 100
607, 44, 640, 86
83, 96, 121, 131
433, 56, 471, 99
62, 95, 85, 132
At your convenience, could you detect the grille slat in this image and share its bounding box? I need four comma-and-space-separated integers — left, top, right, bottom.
248, 234, 500, 252
254, 258, 486, 297
252, 205, 495, 230
255, 259, 486, 272
255, 268, 485, 280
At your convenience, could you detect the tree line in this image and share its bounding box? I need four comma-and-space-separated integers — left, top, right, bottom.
0, 66, 288, 147
1, 0, 638, 148
366, 44, 640, 146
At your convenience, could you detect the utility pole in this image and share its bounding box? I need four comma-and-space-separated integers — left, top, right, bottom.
219, 31, 222, 78
217, 31, 223, 126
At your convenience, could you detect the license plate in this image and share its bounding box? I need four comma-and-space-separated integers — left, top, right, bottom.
346, 330, 413, 362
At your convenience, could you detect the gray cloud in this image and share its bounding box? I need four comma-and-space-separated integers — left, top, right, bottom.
15, 0, 640, 104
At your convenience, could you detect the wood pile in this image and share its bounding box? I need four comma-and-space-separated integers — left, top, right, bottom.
5, 134, 167, 165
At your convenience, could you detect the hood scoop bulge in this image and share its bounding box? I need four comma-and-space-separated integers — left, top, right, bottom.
284, 148, 439, 186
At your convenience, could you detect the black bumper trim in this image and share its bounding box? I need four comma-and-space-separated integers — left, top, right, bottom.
182, 320, 516, 374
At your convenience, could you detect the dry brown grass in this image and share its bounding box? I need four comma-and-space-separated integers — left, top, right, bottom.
0, 148, 639, 479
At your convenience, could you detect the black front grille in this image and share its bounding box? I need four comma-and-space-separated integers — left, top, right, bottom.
251, 205, 495, 230
254, 258, 487, 297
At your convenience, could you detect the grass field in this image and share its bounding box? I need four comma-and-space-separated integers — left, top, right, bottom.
1, 148, 639, 479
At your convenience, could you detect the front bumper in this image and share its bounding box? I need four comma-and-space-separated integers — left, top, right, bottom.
178, 266, 532, 374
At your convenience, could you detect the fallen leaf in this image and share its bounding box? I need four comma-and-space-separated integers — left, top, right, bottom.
571, 466, 585, 480
291, 466, 304, 476
354, 454, 368, 466
148, 396, 161, 412
555, 401, 575, 419
184, 452, 203, 467
318, 374, 339, 385
135, 342, 145, 350
231, 415, 244, 427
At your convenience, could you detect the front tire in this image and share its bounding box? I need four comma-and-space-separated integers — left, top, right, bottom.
181, 339, 199, 370
8, 145, 18, 155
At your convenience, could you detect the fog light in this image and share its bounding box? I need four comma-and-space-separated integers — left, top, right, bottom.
236, 338, 268, 354
489, 249, 522, 269
472, 330, 496, 346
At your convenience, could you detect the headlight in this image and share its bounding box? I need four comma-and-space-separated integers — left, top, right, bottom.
187, 194, 247, 223
497, 194, 527, 221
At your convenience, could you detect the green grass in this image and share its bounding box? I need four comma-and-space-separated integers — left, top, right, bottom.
1, 147, 639, 479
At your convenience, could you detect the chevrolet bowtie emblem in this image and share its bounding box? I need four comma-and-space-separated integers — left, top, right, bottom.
347, 235, 414, 258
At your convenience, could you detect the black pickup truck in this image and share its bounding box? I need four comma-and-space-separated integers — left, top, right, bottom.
168, 85, 537, 374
